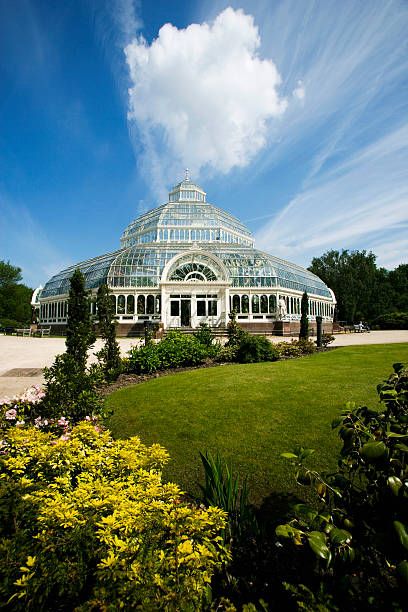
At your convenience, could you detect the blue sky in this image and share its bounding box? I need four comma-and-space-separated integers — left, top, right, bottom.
0, 0, 407, 288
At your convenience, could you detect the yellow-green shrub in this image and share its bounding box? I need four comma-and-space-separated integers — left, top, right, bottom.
0, 422, 229, 610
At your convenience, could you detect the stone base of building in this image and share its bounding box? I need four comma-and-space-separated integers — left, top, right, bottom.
43, 320, 333, 338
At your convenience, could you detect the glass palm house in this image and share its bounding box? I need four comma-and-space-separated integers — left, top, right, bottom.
33, 176, 336, 335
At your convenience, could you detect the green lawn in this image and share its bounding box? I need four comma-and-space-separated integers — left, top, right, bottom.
106, 344, 408, 506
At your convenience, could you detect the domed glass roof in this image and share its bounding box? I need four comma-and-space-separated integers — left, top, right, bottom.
41, 177, 332, 300
120, 178, 253, 248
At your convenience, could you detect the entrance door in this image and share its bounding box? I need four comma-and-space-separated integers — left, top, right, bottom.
181, 299, 191, 326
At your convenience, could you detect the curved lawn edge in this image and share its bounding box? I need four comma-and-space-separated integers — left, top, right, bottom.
105, 344, 408, 506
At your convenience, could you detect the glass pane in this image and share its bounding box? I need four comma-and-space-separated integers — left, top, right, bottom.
170, 301, 179, 316
127, 295, 135, 314
197, 300, 206, 316
252, 295, 260, 313
261, 295, 268, 313
269, 295, 277, 313
242, 295, 249, 313
156, 295, 161, 314
137, 295, 145, 314
232, 294, 240, 313
117, 295, 125, 314
208, 300, 217, 316
147, 295, 155, 314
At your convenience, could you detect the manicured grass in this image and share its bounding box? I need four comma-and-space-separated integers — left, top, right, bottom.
106, 344, 408, 506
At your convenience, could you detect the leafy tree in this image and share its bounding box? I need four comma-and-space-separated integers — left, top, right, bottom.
309, 249, 394, 323
66, 269, 96, 370
389, 264, 408, 311
0, 260, 32, 326
96, 284, 121, 381
299, 292, 309, 340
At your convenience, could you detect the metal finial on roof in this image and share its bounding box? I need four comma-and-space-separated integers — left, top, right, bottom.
184, 168, 190, 182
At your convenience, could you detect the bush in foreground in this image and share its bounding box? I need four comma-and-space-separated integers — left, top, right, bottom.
0, 422, 229, 610
276, 362, 408, 609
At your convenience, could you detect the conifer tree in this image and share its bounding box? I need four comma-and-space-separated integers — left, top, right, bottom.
42, 269, 101, 422
66, 269, 96, 370
96, 284, 121, 381
299, 291, 309, 340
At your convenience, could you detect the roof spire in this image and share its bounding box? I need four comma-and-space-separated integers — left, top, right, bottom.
184, 168, 190, 182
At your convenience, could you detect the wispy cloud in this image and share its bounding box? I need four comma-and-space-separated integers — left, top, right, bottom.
256, 124, 408, 269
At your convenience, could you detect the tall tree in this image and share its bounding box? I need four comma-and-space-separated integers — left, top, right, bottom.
66, 269, 96, 370
308, 249, 393, 323
299, 292, 309, 340
0, 260, 32, 326
42, 269, 100, 422
96, 284, 121, 381
388, 264, 408, 311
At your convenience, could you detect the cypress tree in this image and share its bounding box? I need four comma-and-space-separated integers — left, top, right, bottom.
96, 284, 121, 381
66, 269, 96, 370
299, 291, 309, 340
42, 269, 100, 422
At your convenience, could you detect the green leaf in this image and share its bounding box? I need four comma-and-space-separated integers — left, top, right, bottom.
293, 504, 318, 521
393, 362, 405, 374
275, 524, 303, 545
329, 527, 352, 545
395, 443, 408, 453
331, 417, 343, 430
393, 521, 408, 551
386, 432, 408, 439
397, 560, 408, 585
281, 452, 298, 460
307, 531, 332, 562
387, 476, 403, 496
360, 441, 387, 460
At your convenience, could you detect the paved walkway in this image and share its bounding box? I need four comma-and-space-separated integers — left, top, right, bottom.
1, 331, 407, 398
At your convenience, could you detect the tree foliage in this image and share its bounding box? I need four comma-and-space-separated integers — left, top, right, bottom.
308, 249, 405, 323
299, 291, 309, 340
96, 284, 121, 381
42, 269, 102, 422
65, 269, 96, 370
0, 260, 32, 326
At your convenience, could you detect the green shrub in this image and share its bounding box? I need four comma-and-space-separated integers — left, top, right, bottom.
125, 331, 209, 374
0, 422, 229, 610
275, 339, 316, 358
226, 310, 247, 347
0, 318, 23, 329
372, 311, 408, 329
236, 335, 278, 363
125, 342, 161, 374
276, 362, 408, 608
157, 331, 208, 369
215, 344, 238, 363
193, 322, 215, 347
42, 354, 105, 422
320, 333, 335, 348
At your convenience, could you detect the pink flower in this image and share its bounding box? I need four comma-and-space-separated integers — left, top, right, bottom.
5, 409, 17, 420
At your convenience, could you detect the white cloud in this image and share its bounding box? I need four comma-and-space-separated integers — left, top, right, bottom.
124, 7, 287, 189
